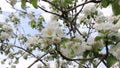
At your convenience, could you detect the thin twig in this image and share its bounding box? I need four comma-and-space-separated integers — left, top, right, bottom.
5, 0, 27, 13
105, 36, 109, 58
57, 49, 94, 61
38, 5, 61, 17
55, 44, 94, 61
27, 53, 48, 68
14, 45, 36, 57
67, 0, 101, 12
14, 45, 46, 67
42, 0, 62, 12
71, 0, 87, 23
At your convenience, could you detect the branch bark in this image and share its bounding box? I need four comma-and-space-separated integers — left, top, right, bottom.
27, 53, 48, 68
55, 44, 94, 61
67, 0, 101, 12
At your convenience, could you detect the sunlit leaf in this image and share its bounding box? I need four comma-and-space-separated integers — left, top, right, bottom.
30, 20, 36, 28
30, 0, 37, 8
21, 0, 26, 9
95, 36, 103, 41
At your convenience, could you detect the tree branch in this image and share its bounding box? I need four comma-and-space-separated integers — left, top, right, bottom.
27, 53, 48, 68
67, 0, 101, 12
105, 36, 109, 58
14, 45, 46, 67
38, 5, 61, 17
42, 0, 62, 12
5, 0, 27, 14
14, 45, 36, 57
55, 44, 94, 61
71, 0, 87, 23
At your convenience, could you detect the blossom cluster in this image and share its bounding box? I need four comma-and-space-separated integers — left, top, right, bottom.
0, 22, 13, 41
1, 1, 120, 67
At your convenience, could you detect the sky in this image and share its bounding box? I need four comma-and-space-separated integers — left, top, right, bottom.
0, 0, 113, 68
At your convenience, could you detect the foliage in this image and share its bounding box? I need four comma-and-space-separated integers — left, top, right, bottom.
0, 0, 120, 68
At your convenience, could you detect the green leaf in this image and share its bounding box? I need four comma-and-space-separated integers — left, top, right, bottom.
106, 54, 118, 68
83, 50, 90, 58
112, 0, 120, 15
95, 36, 103, 41
21, 0, 26, 9
61, 0, 74, 8
70, 48, 75, 58
113, 19, 119, 24
65, 0, 73, 4
87, 15, 90, 19
61, 38, 69, 48
101, 0, 109, 8
30, 0, 37, 8
30, 20, 36, 28
23, 53, 28, 59
78, 64, 84, 68
61, 38, 69, 43
0, 7, 2, 14
92, 44, 101, 52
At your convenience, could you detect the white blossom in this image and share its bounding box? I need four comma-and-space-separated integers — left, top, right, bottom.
119, 1, 120, 6
66, 41, 74, 47
10, 0, 17, 6
0, 32, 10, 40
8, 43, 14, 48
87, 38, 95, 46
41, 21, 64, 37
108, 15, 119, 23
27, 35, 40, 46
93, 22, 114, 31
87, 37, 104, 48
2, 23, 12, 32
79, 15, 92, 24
113, 20, 120, 30
61, 40, 92, 57
109, 42, 120, 60
75, 34, 84, 42
73, 42, 89, 55
52, 36, 61, 44
95, 15, 107, 23
28, 12, 35, 19
83, 5, 97, 15
18, 34, 24, 40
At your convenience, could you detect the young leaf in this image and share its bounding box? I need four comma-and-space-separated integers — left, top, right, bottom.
83, 50, 91, 58
30, 0, 37, 8
101, 0, 109, 8
106, 54, 118, 68
30, 20, 36, 28
95, 36, 103, 41
70, 48, 75, 58
21, 0, 26, 9
112, 0, 120, 15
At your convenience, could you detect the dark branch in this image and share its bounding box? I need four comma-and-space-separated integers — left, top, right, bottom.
42, 0, 62, 12
14, 46, 46, 67
27, 53, 48, 68
38, 5, 61, 17
5, 0, 27, 14
14, 45, 36, 57
55, 44, 94, 61
67, 0, 101, 12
